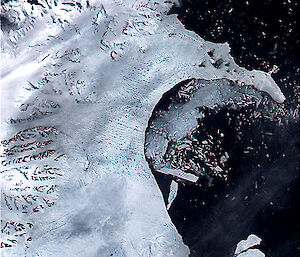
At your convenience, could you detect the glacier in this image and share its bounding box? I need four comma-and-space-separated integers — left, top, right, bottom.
0, 0, 284, 256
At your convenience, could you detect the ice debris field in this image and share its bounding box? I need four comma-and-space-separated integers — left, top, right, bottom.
0, 0, 284, 256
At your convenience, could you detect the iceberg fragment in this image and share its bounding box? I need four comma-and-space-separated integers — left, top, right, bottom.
167, 180, 178, 210
1, 0, 285, 256
234, 234, 264, 257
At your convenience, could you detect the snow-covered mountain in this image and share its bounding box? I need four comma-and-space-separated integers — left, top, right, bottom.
1, 0, 284, 256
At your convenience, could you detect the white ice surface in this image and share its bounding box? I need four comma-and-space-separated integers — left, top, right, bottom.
158, 168, 199, 183
1, 0, 285, 256
236, 249, 265, 257
167, 180, 178, 210
235, 234, 262, 255
234, 234, 264, 257
145, 79, 263, 183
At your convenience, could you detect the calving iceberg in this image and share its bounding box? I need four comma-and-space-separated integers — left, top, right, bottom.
1, 0, 284, 256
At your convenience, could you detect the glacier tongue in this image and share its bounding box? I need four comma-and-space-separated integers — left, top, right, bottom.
1, 0, 285, 256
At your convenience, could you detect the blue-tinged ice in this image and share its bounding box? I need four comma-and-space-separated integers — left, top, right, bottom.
1, 0, 285, 256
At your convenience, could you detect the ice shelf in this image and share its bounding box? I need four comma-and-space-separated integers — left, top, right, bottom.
1, 0, 284, 256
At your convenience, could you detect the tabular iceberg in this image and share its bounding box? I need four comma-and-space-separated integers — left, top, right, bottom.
1, 0, 284, 256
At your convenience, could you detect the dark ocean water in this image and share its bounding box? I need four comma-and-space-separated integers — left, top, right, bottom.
146, 1, 299, 257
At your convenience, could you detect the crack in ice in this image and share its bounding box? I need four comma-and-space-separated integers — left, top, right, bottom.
1, 0, 284, 256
